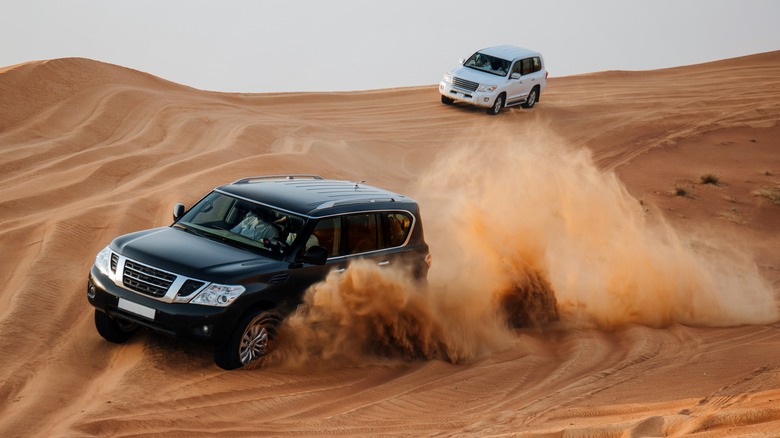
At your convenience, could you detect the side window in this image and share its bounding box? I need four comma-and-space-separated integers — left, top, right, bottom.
311, 217, 341, 257
344, 213, 379, 255
511, 61, 523, 76
532, 57, 542, 73
383, 212, 412, 248
521, 58, 533, 75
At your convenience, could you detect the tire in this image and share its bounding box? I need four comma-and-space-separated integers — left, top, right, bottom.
522, 87, 539, 109
94, 309, 139, 343
441, 95, 454, 105
487, 94, 504, 115
214, 310, 280, 370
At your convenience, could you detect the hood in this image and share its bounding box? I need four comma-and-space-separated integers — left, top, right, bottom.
112, 227, 280, 282
450, 65, 505, 85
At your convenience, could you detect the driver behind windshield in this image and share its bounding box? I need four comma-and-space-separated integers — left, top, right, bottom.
231, 209, 279, 242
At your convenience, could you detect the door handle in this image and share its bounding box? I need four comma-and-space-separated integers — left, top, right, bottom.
377, 261, 390, 266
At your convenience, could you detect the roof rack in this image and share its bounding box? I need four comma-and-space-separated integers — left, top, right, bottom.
232, 174, 324, 184
315, 197, 397, 210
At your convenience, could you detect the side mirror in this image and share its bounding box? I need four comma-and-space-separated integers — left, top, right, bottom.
302, 245, 328, 266
510, 72, 522, 80
458, 58, 465, 65
173, 203, 186, 221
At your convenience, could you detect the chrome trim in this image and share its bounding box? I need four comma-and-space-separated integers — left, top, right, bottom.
109, 252, 208, 304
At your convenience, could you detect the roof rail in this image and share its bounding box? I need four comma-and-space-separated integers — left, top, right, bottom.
232, 174, 324, 184
315, 197, 397, 210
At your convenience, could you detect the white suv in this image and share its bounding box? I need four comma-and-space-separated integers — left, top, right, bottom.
439, 45, 547, 115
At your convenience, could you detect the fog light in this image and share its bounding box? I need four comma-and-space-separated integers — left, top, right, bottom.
483, 97, 490, 103
87, 283, 96, 299
201, 325, 211, 334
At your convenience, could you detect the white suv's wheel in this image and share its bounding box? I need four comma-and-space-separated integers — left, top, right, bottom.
487, 94, 504, 115
522, 87, 539, 109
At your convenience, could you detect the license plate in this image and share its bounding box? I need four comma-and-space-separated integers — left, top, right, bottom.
118, 298, 156, 320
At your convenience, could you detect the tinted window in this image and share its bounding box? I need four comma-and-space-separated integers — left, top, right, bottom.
521, 58, 533, 75
311, 217, 341, 257
383, 212, 412, 247
511, 61, 522, 75
345, 213, 379, 255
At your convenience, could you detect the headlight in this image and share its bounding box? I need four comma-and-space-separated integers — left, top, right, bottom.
442, 73, 452, 84
189, 284, 246, 307
477, 84, 497, 92
95, 246, 112, 276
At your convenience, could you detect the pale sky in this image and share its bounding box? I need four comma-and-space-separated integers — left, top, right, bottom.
2, 0, 779, 92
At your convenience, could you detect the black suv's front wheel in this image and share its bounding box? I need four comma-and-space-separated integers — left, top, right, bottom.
94, 309, 139, 343
215, 310, 280, 370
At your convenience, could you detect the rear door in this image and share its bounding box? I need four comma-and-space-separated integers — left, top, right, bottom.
524, 56, 545, 96
290, 211, 419, 293
507, 57, 545, 105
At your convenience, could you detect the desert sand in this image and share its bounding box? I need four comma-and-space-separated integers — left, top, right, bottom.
1, 51, 779, 437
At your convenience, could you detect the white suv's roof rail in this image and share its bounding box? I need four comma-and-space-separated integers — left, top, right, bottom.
232, 174, 324, 184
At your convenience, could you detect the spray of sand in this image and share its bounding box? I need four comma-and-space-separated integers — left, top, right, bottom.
272, 127, 778, 367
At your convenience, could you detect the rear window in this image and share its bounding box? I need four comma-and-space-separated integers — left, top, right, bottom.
309, 211, 414, 258
513, 57, 543, 76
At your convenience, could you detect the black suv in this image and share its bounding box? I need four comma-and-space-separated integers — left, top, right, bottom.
87, 175, 430, 369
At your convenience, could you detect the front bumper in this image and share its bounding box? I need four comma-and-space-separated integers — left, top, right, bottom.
87, 265, 241, 346
439, 82, 495, 108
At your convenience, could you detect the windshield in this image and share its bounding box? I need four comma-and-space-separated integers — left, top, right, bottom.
464, 52, 510, 77
174, 191, 307, 259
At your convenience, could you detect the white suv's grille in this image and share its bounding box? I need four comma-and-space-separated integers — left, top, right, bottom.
123, 260, 176, 297
452, 77, 479, 92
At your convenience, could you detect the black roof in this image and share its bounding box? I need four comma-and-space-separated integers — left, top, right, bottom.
217, 175, 417, 217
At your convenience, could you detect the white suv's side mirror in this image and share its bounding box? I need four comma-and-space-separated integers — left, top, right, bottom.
510, 73, 522, 80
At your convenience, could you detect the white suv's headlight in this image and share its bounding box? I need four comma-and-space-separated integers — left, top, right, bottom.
190, 284, 246, 307
442, 73, 452, 84
95, 246, 112, 276
477, 84, 497, 92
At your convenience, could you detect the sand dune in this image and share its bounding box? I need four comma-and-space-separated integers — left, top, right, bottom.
1, 52, 779, 436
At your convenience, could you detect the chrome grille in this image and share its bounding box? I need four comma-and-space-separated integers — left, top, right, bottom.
123, 260, 176, 297
452, 77, 478, 92
110, 253, 118, 272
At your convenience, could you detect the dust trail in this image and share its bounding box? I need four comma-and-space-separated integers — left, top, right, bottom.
272, 260, 513, 367
273, 127, 778, 366
418, 127, 778, 329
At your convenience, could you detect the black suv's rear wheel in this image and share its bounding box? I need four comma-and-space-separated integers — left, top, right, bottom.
215, 310, 280, 370
94, 309, 139, 343
487, 94, 504, 115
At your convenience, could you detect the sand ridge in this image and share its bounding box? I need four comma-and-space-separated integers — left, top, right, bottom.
1, 52, 779, 436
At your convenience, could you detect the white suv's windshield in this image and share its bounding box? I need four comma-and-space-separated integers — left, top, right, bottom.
174, 191, 307, 258
464, 52, 510, 77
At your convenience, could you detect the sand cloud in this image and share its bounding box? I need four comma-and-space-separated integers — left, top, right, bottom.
274, 126, 778, 366
418, 126, 778, 329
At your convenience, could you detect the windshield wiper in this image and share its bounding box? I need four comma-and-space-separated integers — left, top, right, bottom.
173, 223, 205, 237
